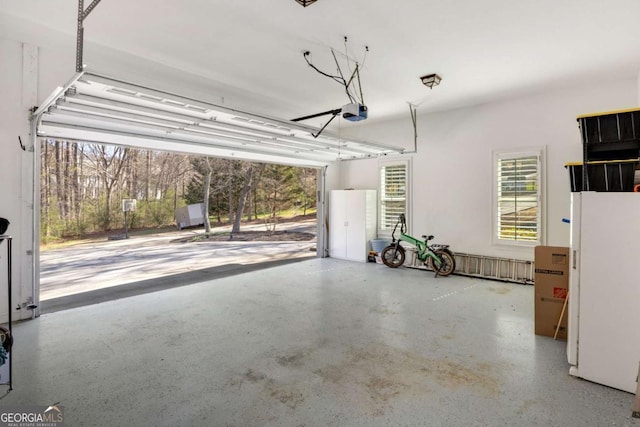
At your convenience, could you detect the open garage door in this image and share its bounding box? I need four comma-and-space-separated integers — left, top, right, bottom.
30, 71, 404, 313
34, 71, 403, 167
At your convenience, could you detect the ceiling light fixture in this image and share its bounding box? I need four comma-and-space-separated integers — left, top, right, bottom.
295, 0, 318, 6
420, 73, 442, 89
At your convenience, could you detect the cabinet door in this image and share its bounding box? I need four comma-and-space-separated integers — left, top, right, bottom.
577, 192, 640, 393
329, 191, 347, 259
345, 191, 366, 261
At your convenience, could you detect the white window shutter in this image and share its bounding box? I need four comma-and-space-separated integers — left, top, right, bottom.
495, 152, 542, 244
380, 163, 407, 231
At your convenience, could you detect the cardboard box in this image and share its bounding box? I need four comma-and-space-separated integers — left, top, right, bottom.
534, 246, 570, 339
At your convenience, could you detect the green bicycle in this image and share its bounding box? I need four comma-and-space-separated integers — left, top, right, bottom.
381, 214, 456, 277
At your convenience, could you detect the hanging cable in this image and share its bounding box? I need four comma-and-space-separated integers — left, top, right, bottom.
343, 37, 369, 74
356, 65, 364, 106
360, 45, 369, 69
344, 37, 352, 74
299, 39, 370, 128
303, 51, 345, 86
302, 40, 369, 106
343, 66, 360, 103
341, 37, 368, 104
331, 50, 355, 103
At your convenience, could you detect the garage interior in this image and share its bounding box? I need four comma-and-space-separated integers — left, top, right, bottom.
2, 1, 640, 425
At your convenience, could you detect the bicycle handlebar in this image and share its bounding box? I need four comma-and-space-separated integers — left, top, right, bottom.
392, 214, 441, 246
391, 214, 407, 241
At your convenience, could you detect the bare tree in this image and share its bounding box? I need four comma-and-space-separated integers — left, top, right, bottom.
62, 142, 70, 220
41, 140, 51, 237
72, 143, 79, 223
87, 144, 129, 230
232, 164, 253, 233
42, 143, 200, 238
126, 149, 139, 198
248, 163, 266, 221
54, 140, 63, 219
296, 168, 317, 215
202, 157, 213, 235
40, 142, 316, 241
259, 164, 297, 232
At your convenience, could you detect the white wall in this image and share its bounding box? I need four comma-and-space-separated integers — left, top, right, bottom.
339, 79, 638, 260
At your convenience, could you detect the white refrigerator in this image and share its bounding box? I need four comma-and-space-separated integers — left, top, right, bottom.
568, 192, 640, 394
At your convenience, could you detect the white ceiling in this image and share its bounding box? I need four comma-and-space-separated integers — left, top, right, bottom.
3, 0, 640, 125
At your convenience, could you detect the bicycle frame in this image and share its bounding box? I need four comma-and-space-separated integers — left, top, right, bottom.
390, 214, 448, 269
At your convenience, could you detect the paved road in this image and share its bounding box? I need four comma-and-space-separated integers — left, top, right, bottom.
40, 220, 317, 300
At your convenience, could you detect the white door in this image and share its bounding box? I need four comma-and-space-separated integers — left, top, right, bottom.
577, 192, 640, 393
345, 191, 366, 261
567, 193, 581, 366
329, 191, 347, 259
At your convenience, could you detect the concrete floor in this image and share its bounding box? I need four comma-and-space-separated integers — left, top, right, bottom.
1, 258, 636, 426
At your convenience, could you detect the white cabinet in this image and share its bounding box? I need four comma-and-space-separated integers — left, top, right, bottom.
329, 190, 377, 262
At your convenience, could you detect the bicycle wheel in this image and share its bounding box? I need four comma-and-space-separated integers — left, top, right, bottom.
430, 249, 455, 276
381, 245, 405, 268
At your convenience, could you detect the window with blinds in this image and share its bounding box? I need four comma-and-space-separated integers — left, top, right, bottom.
379, 163, 407, 231
495, 151, 541, 244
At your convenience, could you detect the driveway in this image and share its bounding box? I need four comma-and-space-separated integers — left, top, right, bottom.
40, 219, 317, 300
